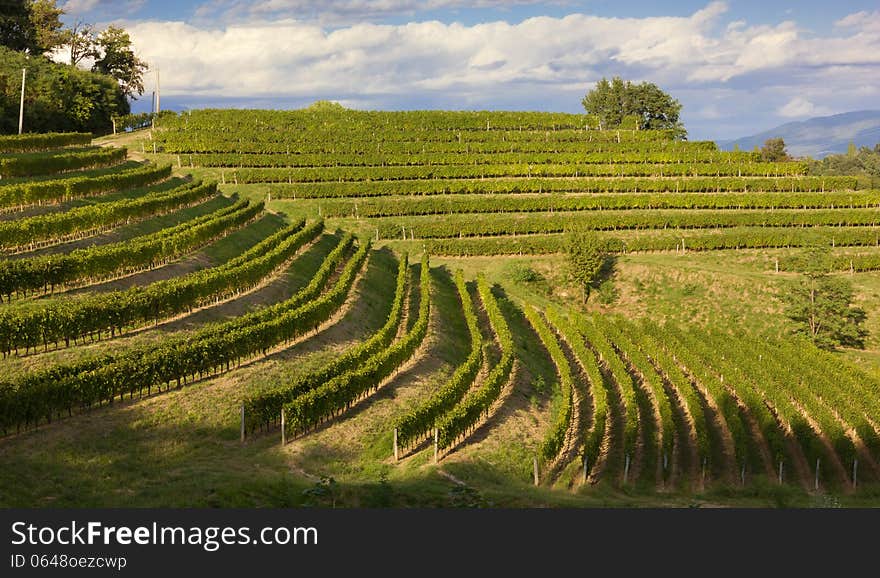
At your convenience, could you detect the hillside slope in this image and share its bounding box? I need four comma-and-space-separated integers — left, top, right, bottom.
719, 110, 880, 159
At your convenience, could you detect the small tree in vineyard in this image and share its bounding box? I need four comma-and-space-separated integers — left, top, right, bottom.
565, 230, 609, 302
782, 248, 867, 349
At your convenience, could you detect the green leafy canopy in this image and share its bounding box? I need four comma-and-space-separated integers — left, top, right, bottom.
581, 76, 686, 139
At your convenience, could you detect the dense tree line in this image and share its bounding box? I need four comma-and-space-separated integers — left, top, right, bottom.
0, 46, 127, 134
0, 0, 148, 134
807, 143, 880, 181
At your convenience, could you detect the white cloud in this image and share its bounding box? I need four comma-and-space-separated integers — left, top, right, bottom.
62, 0, 101, 12
835, 11, 880, 30
778, 97, 822, 118
62, 0, 145, 18
118, 2, 880, 138
195, 0, 566, 26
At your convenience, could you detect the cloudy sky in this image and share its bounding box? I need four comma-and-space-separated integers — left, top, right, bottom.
60, 1, 880, 140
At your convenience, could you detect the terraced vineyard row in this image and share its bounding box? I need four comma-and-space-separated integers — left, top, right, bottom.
293, 191, 880, 217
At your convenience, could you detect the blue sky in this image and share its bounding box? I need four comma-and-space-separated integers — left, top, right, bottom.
59, 1, 880, 140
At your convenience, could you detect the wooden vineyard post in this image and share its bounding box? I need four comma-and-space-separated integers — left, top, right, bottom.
740, 464, 746, 486
815, 458, 820, 491
240, 404, 245, 443
393, 428, 399, 462
701, 457, 707, 489
853, 459, 858, 489
778, 461, 784, 485
533, 457, 539, 487
583, 455, 588, 484
281, 408, 286, 446
433, 428, 438, 464
623, 454, 630, 485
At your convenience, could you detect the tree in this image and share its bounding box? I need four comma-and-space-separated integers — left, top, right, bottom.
306, 100, 346, 111
581, 76, 686, 138
28, 0, 64, 54
760, 137, 789, 162
565, 230, 610, 302
66, 20, 96, 66
782, 248, 867, 350
0, 45, 128, 134
0, 0, 37, 52
91, 25, 147, 100
807, 143, 880, 180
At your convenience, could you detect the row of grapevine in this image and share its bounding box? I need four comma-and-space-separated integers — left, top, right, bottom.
268, 175, 859, 198
193, 151, 765, 169
372, 208, 880, 240
0, 148, 127, 178
229, 161, 804, 184
0, 219, 323, 355
0, 180, 217, 252
0, 132, 92, 153
599, 317, 675, 483
243, 250, 410, 431
575, 315, 640, 475
156, 137, 720, 156
281, 254, 432, 436
394, 269, 483, 449
419, 225, 880, 256
311, 191, 880, 219
666, 327, 791, 476
522, 305, 575, 466
0, 198, 259, 300
777, 339, 880, 467
435, 275, 515, 449
154, 109, 673, 137
0, 234, 369, 432
624, 323, 712, 477
720, 335, 859, 486
640, 322, 760, 479
0, 163, 172, 209
779, 252, 880, 273
544, 307, 607, 480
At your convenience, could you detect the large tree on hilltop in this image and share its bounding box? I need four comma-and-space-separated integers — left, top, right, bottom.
582, 76, 686, 139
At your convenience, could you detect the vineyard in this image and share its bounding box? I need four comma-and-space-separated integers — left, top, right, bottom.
1, 110, 879, 508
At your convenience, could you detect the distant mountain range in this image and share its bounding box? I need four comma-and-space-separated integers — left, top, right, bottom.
718, 110, 880, 159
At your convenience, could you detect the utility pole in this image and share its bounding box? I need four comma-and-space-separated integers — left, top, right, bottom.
18, 49, 29, 135
18, 67, 26, 135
